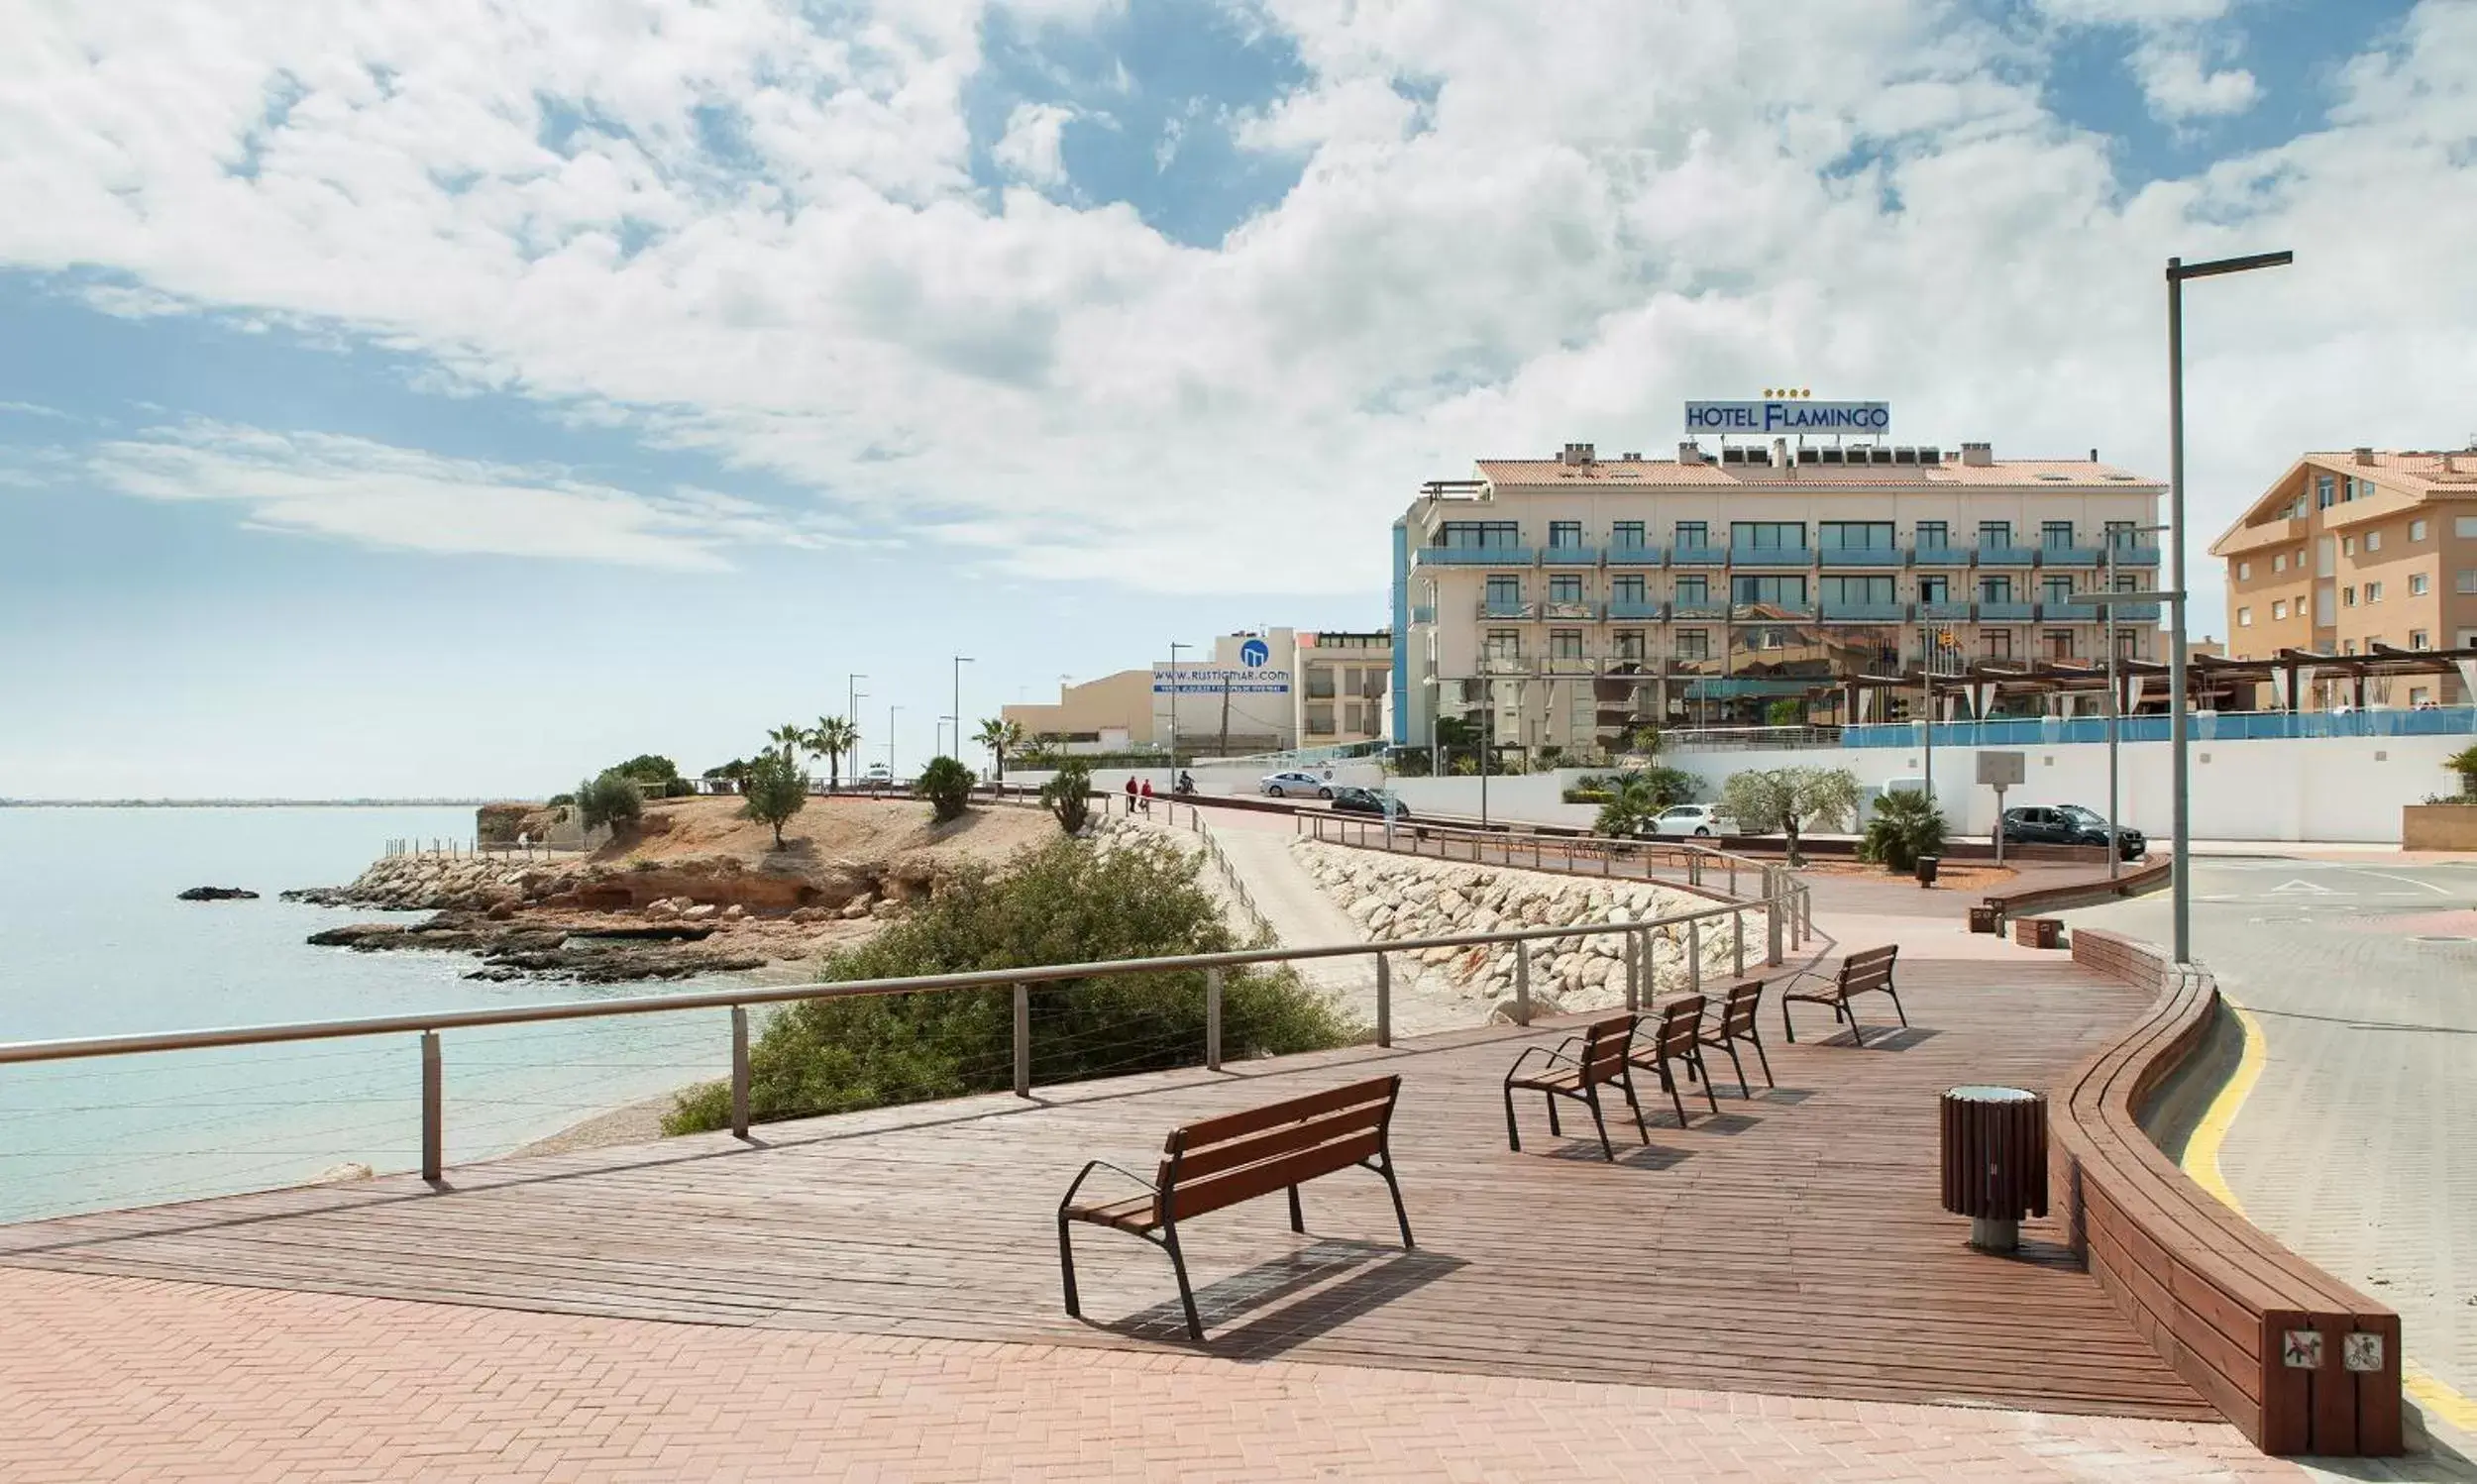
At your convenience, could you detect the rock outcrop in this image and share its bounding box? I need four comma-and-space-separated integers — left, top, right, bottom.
1289, 840, 1764, 1021
176, 887, 260, 901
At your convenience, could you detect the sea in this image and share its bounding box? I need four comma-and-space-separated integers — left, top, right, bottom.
0, 805, 736, 1223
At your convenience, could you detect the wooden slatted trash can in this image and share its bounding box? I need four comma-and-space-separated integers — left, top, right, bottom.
1941, 1085, 2046, 1253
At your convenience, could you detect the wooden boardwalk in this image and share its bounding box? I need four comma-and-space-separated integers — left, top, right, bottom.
0, 955, 2212, 1421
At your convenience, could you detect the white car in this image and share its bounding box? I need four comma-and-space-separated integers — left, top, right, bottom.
1647, 803, 1735, 838
864, 762, 893, 783
1258, 770, 1333, 799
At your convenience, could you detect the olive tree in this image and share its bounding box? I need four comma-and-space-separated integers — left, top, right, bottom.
739, 753, 809, 847
1720, 766, 1859, 866
575, 770, 644, 832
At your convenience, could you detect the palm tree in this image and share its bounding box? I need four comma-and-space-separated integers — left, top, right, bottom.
767, 722, 806, 767
808, 715, 858, 792
973, 717, 1024, 786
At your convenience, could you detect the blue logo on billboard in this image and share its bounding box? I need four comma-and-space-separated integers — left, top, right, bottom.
1239, 638, 1270, 668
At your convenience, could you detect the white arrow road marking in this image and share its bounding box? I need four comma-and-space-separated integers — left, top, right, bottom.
2267, 879, 2346, 896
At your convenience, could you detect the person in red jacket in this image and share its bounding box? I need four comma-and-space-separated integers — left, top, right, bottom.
1124, 776, 1138, 815
1138, 778, 1154, 815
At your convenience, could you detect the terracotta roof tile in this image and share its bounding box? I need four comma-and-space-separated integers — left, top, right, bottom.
2299, 450, 2477, 495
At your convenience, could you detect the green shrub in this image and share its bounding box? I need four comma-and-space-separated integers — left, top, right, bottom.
608, 754, 682, 791
664, 835, 1354, 1132
915, 755, 976, 822
2447, 744, 2477, 800
1858, 789, 1946, 872
575, 771, 643, 831
738, 753, 809, 846
1563, 788, 1617, 805
1040, 759, 1096, 834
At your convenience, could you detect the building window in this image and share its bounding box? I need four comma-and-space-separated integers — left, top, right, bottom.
1613, 630, 1646, 661
1730, 521, 1807, 552
1441, 519, 1522, 549
1307, 668, 1337, 699
2342, 586, 2356, 606
2116, 630, 2139, 661
1551, 629, 1584, 660
2273, 553, 2287, 573
1304, 705, 1335, 735
1612, 574, 1646, 604
1548, 574, 1584, 603
1485, 575, 1523, 607
2042, 576, 2074, 604
2342, 640, 2357, 656
2272, 600, 2288, 620
1918, 575, 1950, 603
1731, 575, 1808, 605
2237, 607, 2252, 627
1979, 575, 2013, 603
2412, 630, 2429, 650
1675, 574, 1709, 603
1549, 520, 1584, 550
1484, 629, 1521, 661
1675, 520, 1709, 549
1819, 575, 1895, 604
1915, 520, 1949, 550
2105, 520, 2139, 549
2044, 630, 2075, 659
1983, 631, 2012, 660
1675, 629, 1709, 660
2341, 535, 2354, 556
2411, 687, 2431, 706
2366, 581, 2384, 602
2459, 517, 2477, 538
2315, 474, 2334, 508
1819, 521, 1894, 551
1978, 520, 2012, 549
2041, 520, 2075, 550
2237, 561, 2251, 580
2411, 573, 2428, 595
2411, 518, 2427, 541
2458, 570, 2477, 594
1612, 520, 1646, 547
2365, 530, 2382, 552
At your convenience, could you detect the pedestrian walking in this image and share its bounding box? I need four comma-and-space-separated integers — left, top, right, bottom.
1125, 776, 1138, 816
1139, 778, 1154, 816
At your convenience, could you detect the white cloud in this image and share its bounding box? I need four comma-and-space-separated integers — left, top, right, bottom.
2129, 34, 2260, 121
991, 101, 1076, 186
0, 0, 2469, 623
83, 421, 861, 570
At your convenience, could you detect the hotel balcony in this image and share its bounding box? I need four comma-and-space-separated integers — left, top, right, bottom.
1670, 543, 1728, 567
2041, 599, 2103, 621
1408, 604, 1436, 624
1477, 599, 1537, 620
1541, 544, 1601, 567
1817, 547, 1907, 568
2106, 543, 2162, 567
1820, 601, 1911, 623
1478, 654, 1534, 677
1978, 600, 2036, 621
1669, 599, 1729, 620
1732, 601, 1818, 622
1916, 599, 1975, 622
1976, 545, 2039, 568
1913, 545, 1974, 568
1605, 598, 1666, 621
1605, 544, 1666, 567
2104, 599, 2162, 622
1542, 655, 1599, 677
1541, 600, 1600, 621
1729, 546, 1813, 569
1418, 545, 1533, 567
2041, 544, 2104, 569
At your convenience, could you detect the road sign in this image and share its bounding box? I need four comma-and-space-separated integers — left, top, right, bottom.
1977, 752, 2025, 788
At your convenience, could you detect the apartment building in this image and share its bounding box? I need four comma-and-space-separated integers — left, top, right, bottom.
1294, 630, 1393, 748
2212, 446, 2477, 708
1389, 429, 2164, 758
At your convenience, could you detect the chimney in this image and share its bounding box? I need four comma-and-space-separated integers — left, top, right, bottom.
1960, 441, 1993, 468
1560, 442, 1595, 467
1676, 441, 1704, 465
2353, 446, 2375, 466
2089, 448, 2099, 463
1773, 437, 1790, 470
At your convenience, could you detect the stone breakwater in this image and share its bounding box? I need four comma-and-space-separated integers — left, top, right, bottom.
1289, 840, 1768, 1021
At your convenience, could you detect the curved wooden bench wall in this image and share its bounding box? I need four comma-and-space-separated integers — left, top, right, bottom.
2056, 929, 2402, 1456
1979, 858, 2172, 930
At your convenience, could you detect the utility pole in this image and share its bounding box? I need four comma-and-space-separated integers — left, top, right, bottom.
1166, 641, 1191, 795
1219, 674, 1233, 759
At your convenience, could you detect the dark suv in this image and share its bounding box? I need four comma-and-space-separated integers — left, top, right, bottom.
1329, 787, 1412, 819
1999, 804, 2145, 860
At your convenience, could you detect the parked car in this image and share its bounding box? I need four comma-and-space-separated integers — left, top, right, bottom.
1645, 803, 1736, 838
1999, 804, 2145, 859
1259, 770, 1333, 799
1328, 787, 1410, 819
864, 762, 893, 784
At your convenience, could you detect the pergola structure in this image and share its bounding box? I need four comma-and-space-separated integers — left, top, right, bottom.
1832, 645, 2477, 721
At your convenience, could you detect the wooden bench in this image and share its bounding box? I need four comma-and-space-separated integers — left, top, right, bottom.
1627, 996, 1720, 1127
1698, 979, 1775, 1098
1056, 1076, 1413, 1342
1779, 944, 1906, 1047
1502, 1013, 1647, 1161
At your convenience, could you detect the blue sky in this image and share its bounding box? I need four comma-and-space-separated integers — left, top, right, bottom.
1, 0, 2467, 797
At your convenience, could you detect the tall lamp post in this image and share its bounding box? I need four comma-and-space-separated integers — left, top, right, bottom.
2099, 522, 2172, 884
847, 673, 867, 788
950, 655, 975, 768
2167, 250, 2292, 964
1166, 642, 1191, 795
888, 703, 902, 780
1423, 674, 1494, 829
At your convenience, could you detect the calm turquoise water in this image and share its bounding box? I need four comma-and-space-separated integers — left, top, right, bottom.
0, 806, 731, 1221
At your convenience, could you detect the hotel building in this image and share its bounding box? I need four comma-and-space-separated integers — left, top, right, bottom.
1389, 429, 2165, 758
2212, 447, 2477, 708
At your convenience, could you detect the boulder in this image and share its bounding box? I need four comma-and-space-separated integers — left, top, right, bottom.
681, 903, 720, 922
177, 887, 259, 901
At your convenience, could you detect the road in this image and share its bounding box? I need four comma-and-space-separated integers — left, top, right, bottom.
2063, 855, 2477, 1451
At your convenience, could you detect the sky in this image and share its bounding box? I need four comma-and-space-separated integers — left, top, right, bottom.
2, 0, 2471, 798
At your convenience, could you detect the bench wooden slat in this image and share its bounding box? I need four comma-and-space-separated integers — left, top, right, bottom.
1170, 1076, 1397, 1150
1166, 1101, 1393, 1186
1165, 1128, 1388, 1222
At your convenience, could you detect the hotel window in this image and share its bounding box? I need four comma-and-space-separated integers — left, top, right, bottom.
1978, 519, 2012, 549
1307, 668, 1338, 699
1612, 574, 1647, 604
1675, 574, 1710, 603
2041, 520, 2075, 550
2411, 518, 2427, 541
1979, 575, 2013, 603
2342, 586, 2357, 606
2412, 630, 2430, 650
1819, 521, 1894, 551
1983, 631, 2012, 660
2315, 475, 2335, 508
2458, 570, 2477, 594
2044, 630, 2075, 660
1549, 520, 1584, 550
2273, 553, 2287, 573
1613, 630, 1646, 661
1675, 520, 1709, 548
2411, 574, 2428, 595
2042, 576, 2075, 604
2105, 520, 2139, 549
1914, 520, 1949, 550
2116, 630, 2139, 661
1731, 521, 1807, 551
2458, 518, 2477, 538
1548, 573, 1584, 603
2272, 600, 2289, 619
2237, 561, 2251, 580
1485, 575, 1523, 607
1551, 629, 1585, 660
1675, 629, 1710, 660
1441, 519, 1521, 549
1731, 575, 1808, 604
2366, 581, 2384, 602
1918, 575, 1950, 603
1484, 629, 1521, 660
2365, 530, 2382, 552
1612, 520, 1645, 547
2237, 607, 2253, 627
1819, 575, 1895, 604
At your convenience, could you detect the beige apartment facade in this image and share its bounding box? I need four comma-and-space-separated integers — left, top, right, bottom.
1004, 628, 1392, 759
1391, 434, 2164, 759
2212, 447, 2477, 708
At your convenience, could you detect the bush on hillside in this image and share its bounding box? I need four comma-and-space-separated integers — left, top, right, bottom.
738, 753, 809, 847
915, 755, 975, 823
664, 835, 1355, 1132
1041, 759, 1095, 834
575, 771, 643, 831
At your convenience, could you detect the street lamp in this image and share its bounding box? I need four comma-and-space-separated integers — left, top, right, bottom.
2167, 249, 2292, 964
1166, 642, 1191, 795
848, 673, 867, 785
2099, 523, 2172, 883
951, 655, 975, 768
888, 703, 902, 779
1423, 673, 1493, 828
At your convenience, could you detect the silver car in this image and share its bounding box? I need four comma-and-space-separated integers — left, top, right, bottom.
1648, 803, 1735, 838
1258, 770, 1333, 799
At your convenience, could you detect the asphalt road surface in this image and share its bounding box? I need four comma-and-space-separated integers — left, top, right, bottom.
2064, 856, 2477, 1446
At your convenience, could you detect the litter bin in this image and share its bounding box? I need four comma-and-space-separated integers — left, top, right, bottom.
1940, 1085, 2047, 1252
1914, 854, 1940, 888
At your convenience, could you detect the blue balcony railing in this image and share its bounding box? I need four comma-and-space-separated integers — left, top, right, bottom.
1976, 545, 2038, 567
1478, 600, 1536, 620
2107, 544, 2162, 566
1541, 600, 1600, 621
1978, 600, 2035, 621
2104, 599, 2161, 622
1542, 544, 1601, 567
1408, 604, 1436, 624
1729, 546, 1813, 569
2042, 600, 2103, 621
1846, 707, 2477, 748
1913, 546, 1974, 568
1670, 599, 1729, 620
1419, 546, 1532, 567
1670, 543, 1728, 567
1606, 598, 1665, 620
1605, 544, 1666, 567
2042, 545, 2104, 568
1818, 547, 1906, 567
1916, 599, 1974, 621
1733, 601, 1817, 622
1820, 601, 1910, 623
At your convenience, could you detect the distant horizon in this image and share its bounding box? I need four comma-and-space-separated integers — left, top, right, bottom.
0, 797, 504, 809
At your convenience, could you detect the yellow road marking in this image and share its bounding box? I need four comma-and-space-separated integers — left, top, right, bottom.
2181, 990, 2477, 1441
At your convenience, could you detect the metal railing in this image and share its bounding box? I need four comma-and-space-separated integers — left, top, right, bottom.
1185, 811, 1275, 946
0, 862, 1805, 1196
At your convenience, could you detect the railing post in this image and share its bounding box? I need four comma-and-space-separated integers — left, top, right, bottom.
1624, 928, 1640, 1011
1734, 909, 1746, 977
1767, 876, 1784, 967
1375, 954, 1392, 1048
1206, 968, 1224, 1071
1729, 859, 1737, 897
1014, 984, 1031, 1096
420, 1030, 443, 1183
1688, 920, 1703, 996
1513, 944, 1532, 1025
730, 1007, 751, 1138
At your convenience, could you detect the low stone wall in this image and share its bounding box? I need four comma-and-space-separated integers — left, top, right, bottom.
1289, 840, 1766, 1022
2402, 802, 2477, 850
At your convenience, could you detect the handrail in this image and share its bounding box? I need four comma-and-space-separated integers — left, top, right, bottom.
1293, 810, 1785, 888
